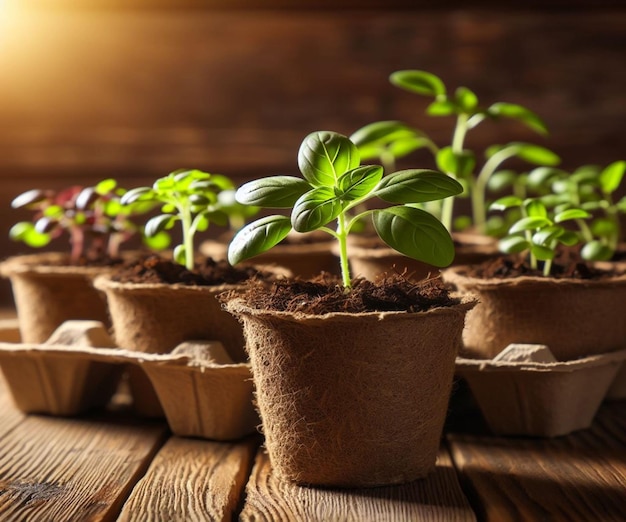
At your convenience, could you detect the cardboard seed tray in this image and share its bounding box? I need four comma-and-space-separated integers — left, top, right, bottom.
0, 320, 258, 441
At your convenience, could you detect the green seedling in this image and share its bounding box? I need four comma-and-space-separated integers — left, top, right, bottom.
228, 130, 463, 289
527, 161, 626, 260
10, 179, 153, 262
121, 169, 234, 271
353, 70, 559, 234
491, 196, 590, 276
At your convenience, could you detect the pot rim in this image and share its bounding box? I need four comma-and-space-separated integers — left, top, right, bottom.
93, 273, 244, 294
0, 252, 116, 277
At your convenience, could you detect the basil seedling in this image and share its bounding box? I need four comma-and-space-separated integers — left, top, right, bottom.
121, 169, 234, 270
228, 130, 463, 289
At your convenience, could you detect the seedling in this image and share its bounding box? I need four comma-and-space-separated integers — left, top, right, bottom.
10, 179, 153, 262
228, 130, 463, 289
491, 196, 590, 276
527, 161, 626, 260
353, 70, 559, 234
121, 169, 235, 270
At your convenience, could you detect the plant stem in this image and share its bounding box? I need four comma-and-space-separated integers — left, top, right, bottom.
336, 212, 351, 290
180, 203, 195, 271
576, 219, 594, 243
380, 149, 396, 175
441, 113, 469, 232
473, 147, 519, 234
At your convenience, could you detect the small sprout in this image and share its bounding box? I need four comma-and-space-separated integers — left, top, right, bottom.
228, 131, 462, 289
354, 69, 557, 235
121, 169, 237, 270
491, 196, 591, 276
10, 181, 149, 262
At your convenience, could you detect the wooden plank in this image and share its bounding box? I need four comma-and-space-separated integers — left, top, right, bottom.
447, 402, 626, 522
241, 447, 476, 522
0, 412, 167, 521
118, 435, 258, 521
0, 374, 27, 438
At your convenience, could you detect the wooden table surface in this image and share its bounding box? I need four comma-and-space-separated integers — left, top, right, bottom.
1, 324, 625, 521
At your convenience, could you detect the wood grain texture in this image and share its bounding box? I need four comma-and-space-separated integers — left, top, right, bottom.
241, 447, 475, 522
0, 373, 26, 438
0, 412, 167, 522
448, 402, 626, 522
118, 435, 258, 522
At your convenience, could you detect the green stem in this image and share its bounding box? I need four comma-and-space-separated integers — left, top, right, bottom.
180, 204, 195, 271
576, 219, 594, 243
441, 113, 469, 232
605, 196, 620, 251
473, 147, 520, 234
336, 212, 351, 290
380, 149, 396, 174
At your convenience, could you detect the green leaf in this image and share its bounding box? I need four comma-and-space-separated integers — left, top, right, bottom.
43, 204, 64, 218
531, 244, 555, 261
173, 245, 187, 266
509, 216, 551, 233
388, 137, 431, 158
389, 70, 446, 97
554, 208, 590, 223
540, 193, 570, 208
298, 131, 359, 187
436, 147, 475, 178
455, 86, 478, 112
228, 215, 292, 265
487, 170, 517, 192
487, 102, 548, 135
95, 178, 117, 195
512, 143, 561, 166
581, 201, 605, 212
590, 217, 617, 238
532, 225, 563, 245
489, 196, 523, 211
498, 235, 530, 254
599, 160, 626, 194
9, 222, 51, 247
143, 231, 170, 251
336, 165, 383, 200
375, 169, 463, 204
235, 176, 311, 208
194, 214, 210, 232
525, 199, 548, 218
372, 206, 455, 267
121, 187, 153, 205
453, 215, 472, 231
426, 99, 457, 116
581, 240, 614, 261
617, 196, 626, 213
558, 231, 580, 246
292, 187, 342, 232
145, 214, 177, 237
350, 121, 416, 149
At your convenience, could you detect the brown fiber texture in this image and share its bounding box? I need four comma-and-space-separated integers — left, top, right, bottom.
0, 253, 112, 343
224, 295, 475, 488
94, 275, 249, 416
442, 265, 626, 360
606, 363, 626, 400
456, 349, 626, 436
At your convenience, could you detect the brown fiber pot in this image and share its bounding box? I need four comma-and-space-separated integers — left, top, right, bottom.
346, 232, 497, 282
0, 253, 112, 343
442, 265, 626, 360
94, 276, 250, 416
223, 295, 476, 488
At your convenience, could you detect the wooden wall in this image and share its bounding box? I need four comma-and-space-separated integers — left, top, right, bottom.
1, 4, 625, 304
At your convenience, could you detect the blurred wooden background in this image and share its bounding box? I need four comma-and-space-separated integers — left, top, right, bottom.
0, 1, 625, 305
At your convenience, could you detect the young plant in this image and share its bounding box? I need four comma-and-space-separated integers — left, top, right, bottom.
491, 196, 590, 276
10, 179, 153, 262
121, 169, 234, 271
228, 130, 463, 289
353, 70, 559, 234
527, 161, 626, 260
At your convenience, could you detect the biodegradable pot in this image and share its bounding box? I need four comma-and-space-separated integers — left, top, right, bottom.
94, 275, 251, 417
346, 232, 497, 282
606, 364, 626, 400
456, 346, 626, 436
201, 233, 339, 279
442, 264, 626, 360
0, 252, 112, 343
224, 295, 476, 488
0, 321, 122, 416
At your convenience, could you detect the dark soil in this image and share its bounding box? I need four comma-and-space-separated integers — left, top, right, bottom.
468, 255, 613, 280
224, 274, 460, 314
111, 254, 266, 286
